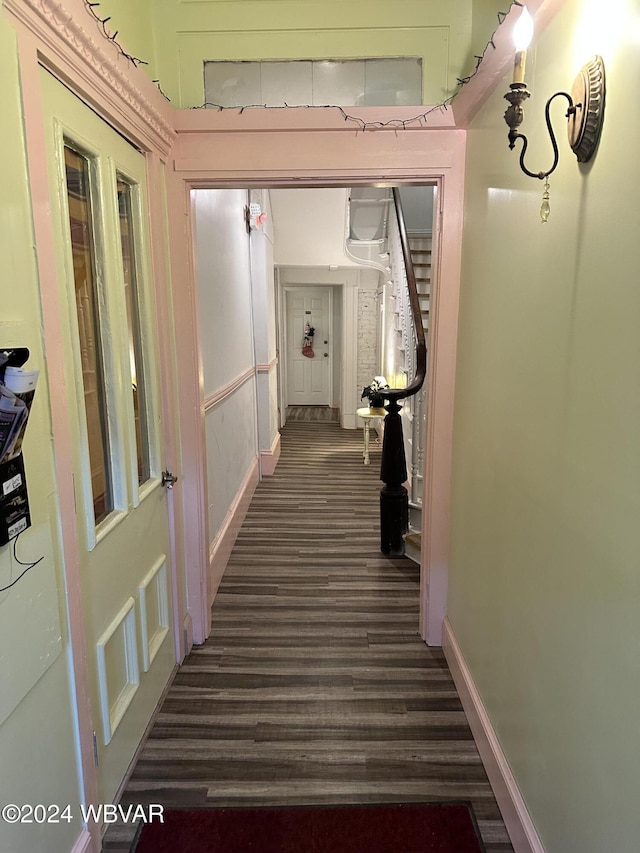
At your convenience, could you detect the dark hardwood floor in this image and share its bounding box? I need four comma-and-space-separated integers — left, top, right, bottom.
104, 420, 513, 852
285, 405, 340, 421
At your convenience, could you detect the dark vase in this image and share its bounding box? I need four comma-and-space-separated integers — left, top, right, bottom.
369, 394, 386, 409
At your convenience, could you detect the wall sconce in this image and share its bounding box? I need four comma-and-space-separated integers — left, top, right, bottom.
504, 6, 606, 221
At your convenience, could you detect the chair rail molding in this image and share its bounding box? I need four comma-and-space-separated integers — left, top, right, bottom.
4, 0, 175, 156
256, 356, 278, 373
203, 366, 256, 412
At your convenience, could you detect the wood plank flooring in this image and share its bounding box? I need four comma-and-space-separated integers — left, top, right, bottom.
104, 421, 513, 852
285, 405, 340, 421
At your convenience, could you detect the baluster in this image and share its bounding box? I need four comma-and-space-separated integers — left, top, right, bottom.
379, 397, 408, 555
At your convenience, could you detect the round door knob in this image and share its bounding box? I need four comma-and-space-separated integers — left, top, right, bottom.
324, 353, 329, 357
324, 340, 328, 344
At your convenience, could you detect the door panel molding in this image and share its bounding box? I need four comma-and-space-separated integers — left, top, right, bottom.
96, 597, 139, 745
138, 556, 170, 673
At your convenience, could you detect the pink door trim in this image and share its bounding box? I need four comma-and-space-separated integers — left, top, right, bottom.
168, 113, 468, 647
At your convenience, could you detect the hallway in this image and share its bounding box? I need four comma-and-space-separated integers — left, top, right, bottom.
106, 420, 513, 852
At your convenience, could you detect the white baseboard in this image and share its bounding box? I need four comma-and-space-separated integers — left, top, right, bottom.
69, 828, 92, 853
260, 431, 281, 476
208, 458, 260, 607
341, 411, 357, 429
183, 612, 193, 656
442, 618, 545, 853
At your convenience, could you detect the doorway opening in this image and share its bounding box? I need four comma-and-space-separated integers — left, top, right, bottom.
190, 181, 437, 638
180, 153, 458, 649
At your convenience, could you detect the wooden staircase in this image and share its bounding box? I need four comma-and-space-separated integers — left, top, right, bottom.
346, 185, 431, 558
409, 234, 431, 334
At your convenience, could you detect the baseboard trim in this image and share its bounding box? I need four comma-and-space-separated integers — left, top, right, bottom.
183, 612, 193, 657
341, 411, 357, 429
208, 457, 260, 606
260, 431, 281, 476
442, 618, 545, 853
70, 828, 92, 853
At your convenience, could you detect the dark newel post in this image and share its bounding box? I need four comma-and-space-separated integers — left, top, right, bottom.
379, 398, 408, 555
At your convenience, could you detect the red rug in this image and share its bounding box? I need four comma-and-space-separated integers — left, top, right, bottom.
134, 802, 485, 852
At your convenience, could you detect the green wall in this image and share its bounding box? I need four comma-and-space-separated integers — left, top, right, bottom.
450, 0, 640, 851
147, 0, 473, 107
92, 0, 156, 77
80, 1, 510, 111
0, 14, 81, 853
471, 0, 504, 62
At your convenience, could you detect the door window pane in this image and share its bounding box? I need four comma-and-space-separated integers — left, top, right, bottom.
117, 177, 151, 486
64, 146, 113, 523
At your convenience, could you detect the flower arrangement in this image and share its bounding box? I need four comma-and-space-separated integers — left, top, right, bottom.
361, 376, 389, 409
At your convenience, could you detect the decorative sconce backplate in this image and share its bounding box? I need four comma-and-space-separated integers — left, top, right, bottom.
567, 56, 606, 163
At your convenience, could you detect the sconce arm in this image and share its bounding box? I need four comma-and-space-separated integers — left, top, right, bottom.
509, 91, 576, 180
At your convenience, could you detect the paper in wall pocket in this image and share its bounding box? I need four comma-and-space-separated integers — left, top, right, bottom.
0, 367, 39, 463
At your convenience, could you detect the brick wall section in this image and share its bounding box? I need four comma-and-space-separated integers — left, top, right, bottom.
357, 284, 380, 407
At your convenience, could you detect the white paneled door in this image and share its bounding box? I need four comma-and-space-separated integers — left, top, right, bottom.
286, 287, 332, 406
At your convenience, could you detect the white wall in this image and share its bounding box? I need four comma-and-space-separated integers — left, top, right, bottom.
195, 190, 255, 392
249, 189, 276, 367
204, 381, 259, 533
332, 286, 343, 408
249, 190, 280, 459
193, 189, 259, 546
356, 275, 381, 401
398, 185, 434, 233
271, 188, 359, 268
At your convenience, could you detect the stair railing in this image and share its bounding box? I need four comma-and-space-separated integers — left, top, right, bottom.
378, 189, 427, 555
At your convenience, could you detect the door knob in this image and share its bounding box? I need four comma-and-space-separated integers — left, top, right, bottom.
324, 353, 329, 357
161, 470, 178, 489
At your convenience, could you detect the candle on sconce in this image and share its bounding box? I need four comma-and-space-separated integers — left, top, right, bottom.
512, 6, 534, 84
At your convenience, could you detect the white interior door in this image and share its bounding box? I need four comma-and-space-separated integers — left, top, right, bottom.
286, 287, 332, 405
41, 69, 176, 805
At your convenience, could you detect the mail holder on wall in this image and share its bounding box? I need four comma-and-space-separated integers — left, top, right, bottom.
0, 348, 37, 546
0, 455, 30, 545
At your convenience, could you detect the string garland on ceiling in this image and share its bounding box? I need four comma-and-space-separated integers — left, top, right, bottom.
82, 0, 524, 118
194, 1, 524, 129
84, 1, 170, 99
85, 2, 147, 68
